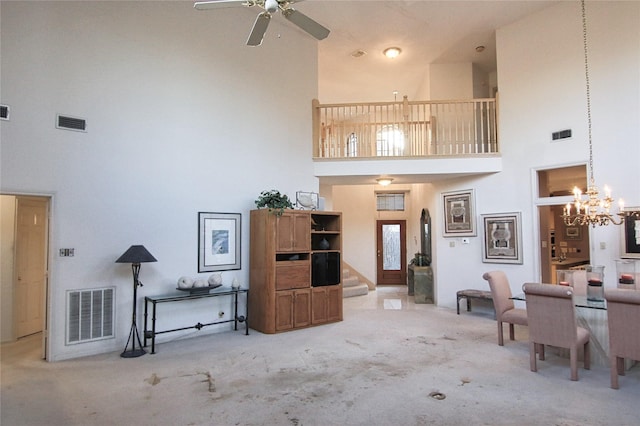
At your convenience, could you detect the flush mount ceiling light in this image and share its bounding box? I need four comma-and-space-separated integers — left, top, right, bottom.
383, 47, 401, 59
376, 177, 394, 186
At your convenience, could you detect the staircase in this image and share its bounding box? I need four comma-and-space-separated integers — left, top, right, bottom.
342, 267, 369, 298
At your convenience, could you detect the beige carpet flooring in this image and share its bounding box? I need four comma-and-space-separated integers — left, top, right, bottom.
2, 286, 639, 426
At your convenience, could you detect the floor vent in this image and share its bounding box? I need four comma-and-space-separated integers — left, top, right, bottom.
57, 114, 87, 132
552, 129, 572, 141
0, 104, 9, 120
67, 287, 115, 344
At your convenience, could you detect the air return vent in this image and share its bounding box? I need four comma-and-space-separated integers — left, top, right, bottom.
57, 114, 87, 132
67, 287, 115, 344
552, 129, 572, 141
0, 104, 9, 120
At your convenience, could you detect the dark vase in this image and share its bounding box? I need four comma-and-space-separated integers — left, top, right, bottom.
319, 238, 330, 250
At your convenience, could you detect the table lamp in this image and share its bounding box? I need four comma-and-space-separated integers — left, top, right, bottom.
116, 245, 157, 358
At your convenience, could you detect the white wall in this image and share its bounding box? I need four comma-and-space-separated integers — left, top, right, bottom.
0, 2, 319, 360
430, 63, 473, 100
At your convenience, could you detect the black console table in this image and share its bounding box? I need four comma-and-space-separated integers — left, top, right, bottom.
143, 287, 249, 354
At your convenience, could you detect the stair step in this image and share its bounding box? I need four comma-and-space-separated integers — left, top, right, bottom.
342, 276, 360, 288
343, 283, 369, 298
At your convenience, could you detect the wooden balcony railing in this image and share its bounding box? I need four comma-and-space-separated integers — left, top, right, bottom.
312, 96, 498, 159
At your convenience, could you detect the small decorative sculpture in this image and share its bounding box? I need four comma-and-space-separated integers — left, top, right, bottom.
208, 272, 223, 286
231, 277, 241, 289
193, 279, 208, 288
177, 276, 194, 289
296, 191, 319, 210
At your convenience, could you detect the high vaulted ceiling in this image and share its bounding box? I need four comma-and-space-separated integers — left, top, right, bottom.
297, 0, 558, 103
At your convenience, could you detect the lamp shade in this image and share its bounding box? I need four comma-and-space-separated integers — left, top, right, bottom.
115, 245, 157, 263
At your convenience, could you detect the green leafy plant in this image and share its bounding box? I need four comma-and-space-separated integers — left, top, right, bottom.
255, 190, 294, 216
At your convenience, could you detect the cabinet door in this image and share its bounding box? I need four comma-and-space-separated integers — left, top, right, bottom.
311, 287, 328, 324
326, 285, 343, 322
276, 214, 294, 252
275, 260, 311, 290
275, 291, 294, 331
292, 213, 311, 251
293, 289, 311, 328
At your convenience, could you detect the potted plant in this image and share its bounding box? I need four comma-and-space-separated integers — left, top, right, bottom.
254, 190, 294, 216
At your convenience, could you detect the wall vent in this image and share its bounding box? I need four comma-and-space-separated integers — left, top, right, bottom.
552, 129, 572, 141
66, 287, 115, 344
57, 114, 87, 132
0, 104, 9, 120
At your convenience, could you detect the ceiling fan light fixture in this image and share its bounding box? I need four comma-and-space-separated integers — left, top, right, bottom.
383, 47, 402, 59
376, 177, 394, 186
265, 0, 278, 13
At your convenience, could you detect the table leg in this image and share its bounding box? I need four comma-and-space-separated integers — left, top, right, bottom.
234, 291, 239, 331
151, 301, 157, 354
143, 298, 148, 347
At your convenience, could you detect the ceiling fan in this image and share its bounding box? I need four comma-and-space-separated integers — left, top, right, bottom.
194, 0, 330, 46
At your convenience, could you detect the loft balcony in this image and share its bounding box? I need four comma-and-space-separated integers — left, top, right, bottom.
311, 96, 502, 185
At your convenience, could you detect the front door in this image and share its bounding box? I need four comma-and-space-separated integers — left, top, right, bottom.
376, 220, 407, 285
15, 197, 49, 338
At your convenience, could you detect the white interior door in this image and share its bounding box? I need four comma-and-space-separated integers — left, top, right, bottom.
15, 197, 48, 338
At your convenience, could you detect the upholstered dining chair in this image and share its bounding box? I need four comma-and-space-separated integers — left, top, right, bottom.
482, 271, 528, 346
523, 283, 590, 381
604, 288, 640, 389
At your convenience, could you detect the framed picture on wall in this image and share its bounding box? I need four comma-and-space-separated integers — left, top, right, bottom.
442, 189, 476, 237
621, 207, 640, 259
198, 212, 241, 272
565, 226, 581, 240
481, 212, 523, 264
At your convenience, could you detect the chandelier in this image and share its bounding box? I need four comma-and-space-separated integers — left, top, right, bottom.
562, 0, 627, 228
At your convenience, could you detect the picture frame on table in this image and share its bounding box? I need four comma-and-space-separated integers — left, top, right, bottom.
442, 189, 476, 237
621, 207, 640, 259
198, 212, 241, 272
481, 212, 523, 264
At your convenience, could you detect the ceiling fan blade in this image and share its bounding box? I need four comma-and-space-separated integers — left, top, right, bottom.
247, 12, 271, 46
194, 0, 254, 10
282, 8, 330, 41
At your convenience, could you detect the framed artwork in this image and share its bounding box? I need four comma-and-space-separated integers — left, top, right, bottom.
442, 189, 476, 237
198, 212, 241, 272
565, 226, 581, 240
621, 207, 640, 259
481, 212, 523, 264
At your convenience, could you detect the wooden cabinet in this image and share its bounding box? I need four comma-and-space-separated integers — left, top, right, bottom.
249, 209, 342, 334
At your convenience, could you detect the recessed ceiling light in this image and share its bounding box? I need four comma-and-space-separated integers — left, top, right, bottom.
376, 177, 394, 186
351, 49, 367, 58
475, 45, 485, 53
383, 47, 402, 59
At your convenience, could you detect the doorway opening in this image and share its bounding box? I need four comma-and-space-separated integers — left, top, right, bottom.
536, 166, 589, 283
0, 194, 50, 360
